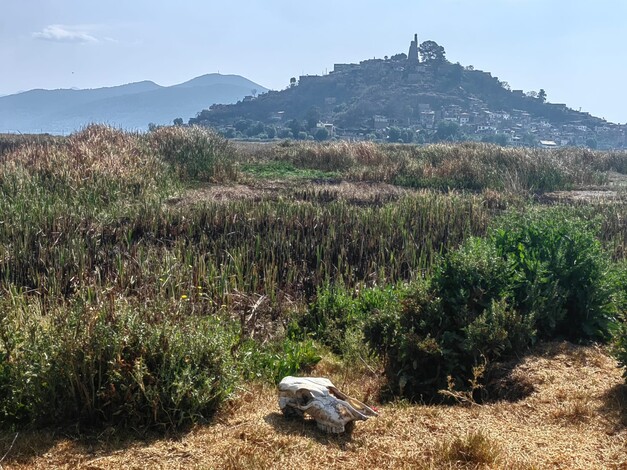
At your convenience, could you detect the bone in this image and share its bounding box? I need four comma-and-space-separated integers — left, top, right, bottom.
278, 376, 378, 433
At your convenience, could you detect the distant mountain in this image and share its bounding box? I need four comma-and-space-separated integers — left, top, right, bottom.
0, 74, 267, 134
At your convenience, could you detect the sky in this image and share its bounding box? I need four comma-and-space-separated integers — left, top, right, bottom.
2, 0, 626, 123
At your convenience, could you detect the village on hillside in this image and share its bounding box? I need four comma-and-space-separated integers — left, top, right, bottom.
195, 35, 627, 150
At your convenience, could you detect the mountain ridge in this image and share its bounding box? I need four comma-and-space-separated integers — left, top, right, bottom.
0, 74, 267, 134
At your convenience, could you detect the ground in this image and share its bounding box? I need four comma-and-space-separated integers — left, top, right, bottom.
1, 342, 625, 469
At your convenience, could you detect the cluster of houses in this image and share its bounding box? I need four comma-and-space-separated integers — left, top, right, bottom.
224, 35, 626, 149
366, 103, 627, 149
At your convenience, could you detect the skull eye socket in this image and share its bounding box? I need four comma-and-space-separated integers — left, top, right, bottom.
295, 389, 314, 406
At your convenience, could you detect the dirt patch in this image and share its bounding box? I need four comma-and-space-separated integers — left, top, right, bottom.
2, 342, 625, 469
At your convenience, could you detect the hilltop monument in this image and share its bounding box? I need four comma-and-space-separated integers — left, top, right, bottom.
408, 34, 419, 63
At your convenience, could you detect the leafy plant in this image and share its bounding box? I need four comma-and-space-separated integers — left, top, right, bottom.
300, 283, 404, 356
0, 297, 239, 429
492, 208, 616, 341
239, 336, 321, 384
365, 208, 619, 400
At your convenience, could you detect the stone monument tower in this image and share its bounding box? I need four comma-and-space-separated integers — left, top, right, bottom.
408, 34, 419, 63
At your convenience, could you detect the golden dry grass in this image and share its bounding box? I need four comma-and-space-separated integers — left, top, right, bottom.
1, 342, 625, 470
166, 181, 412, 206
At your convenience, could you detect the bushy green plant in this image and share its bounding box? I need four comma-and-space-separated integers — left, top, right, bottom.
0, 297, 238, 429
365, 208, 619, 400
492, 208, 616, 341
239, 336, 321, 384
300, 283, 403, 356
611, 261, 627, 381
365, 244, 534, 399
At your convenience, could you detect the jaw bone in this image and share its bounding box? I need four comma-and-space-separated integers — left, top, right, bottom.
278, 376, 378, 433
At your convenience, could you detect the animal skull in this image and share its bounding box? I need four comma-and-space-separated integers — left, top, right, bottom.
278, 376, 378, 433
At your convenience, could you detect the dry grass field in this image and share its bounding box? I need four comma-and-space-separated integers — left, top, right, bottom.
1, 342, 625, 470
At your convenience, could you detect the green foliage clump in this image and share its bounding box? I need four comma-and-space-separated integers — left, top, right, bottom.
238, 336, 321, 384
365, 208, 619, 399
148, 125, 238, 182
493, 209, 616, 341
0, 296, 238, 429
611, 261, 627, 381
300, 283, 404, 358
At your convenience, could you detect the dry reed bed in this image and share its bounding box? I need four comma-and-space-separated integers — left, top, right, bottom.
250, 141, 627, 191
2, 342, 624, 469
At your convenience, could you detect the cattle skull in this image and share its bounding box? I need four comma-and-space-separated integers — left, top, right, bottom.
278, 376, 378, 433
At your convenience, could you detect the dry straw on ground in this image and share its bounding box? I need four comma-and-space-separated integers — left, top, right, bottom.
1, 342, 625, 469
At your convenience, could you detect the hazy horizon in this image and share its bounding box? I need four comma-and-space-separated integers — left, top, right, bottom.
3, 1, 626, 123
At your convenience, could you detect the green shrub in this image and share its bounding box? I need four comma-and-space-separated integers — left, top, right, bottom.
300, 283, 403, 356
611, 261, 627, 381
239, 336, 321, 384
365, 244, 534, 399
365, 208, 619, 400
492, 208, 616, 341
0, 297, 238, 429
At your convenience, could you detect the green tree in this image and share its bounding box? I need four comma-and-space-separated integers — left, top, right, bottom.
481, 133, 509, 146
305, 106, 321, 130
387, 126, 402, 142
224, 128, 236, 138
234, 119, 252, 132
418, 40, 446, 63
391, 53, 407, 61
173, 117, 184, 126
314, 127, 329, 141
538, 89, 547, 103
246, 121, 265, 137
434, 121, 460, 141
287, 119, 302, 138
400, 129, 414, 143
265, 125, 276, 139
586, 138, 598, 149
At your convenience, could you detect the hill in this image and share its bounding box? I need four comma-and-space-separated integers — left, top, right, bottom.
0, 74, 267, 134
190, 36, 626, 149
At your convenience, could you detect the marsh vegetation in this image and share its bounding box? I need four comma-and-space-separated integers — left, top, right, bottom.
0, 126, 626, 468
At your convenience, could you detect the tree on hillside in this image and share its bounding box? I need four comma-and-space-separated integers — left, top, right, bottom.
387, 126, 402, 142
306, 106, 321, 130
586, 137, 598, 149
391, 53, 407, 61
419, 40, 446, 63
538, 89, 547, 103
235, 119, 252, 132
400, 129, 414, 143
265, 125, 276, 139
287, 119, 302, 138
434, 121, 460, 141
314, 127, 329, 141
173, 118, 184, 126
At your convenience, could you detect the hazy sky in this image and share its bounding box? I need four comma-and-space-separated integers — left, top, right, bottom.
2, 1, 626, 123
